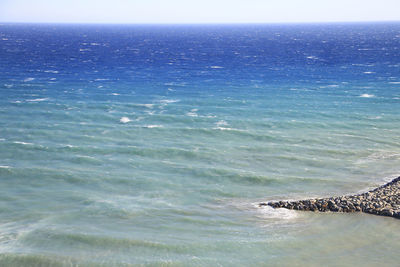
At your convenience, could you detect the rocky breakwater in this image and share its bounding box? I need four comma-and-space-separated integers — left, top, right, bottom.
260, 177, 400, 219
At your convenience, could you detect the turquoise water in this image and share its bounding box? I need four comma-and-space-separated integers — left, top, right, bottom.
0, 23, 400, 266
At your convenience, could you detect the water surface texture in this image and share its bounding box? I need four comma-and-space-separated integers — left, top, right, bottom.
1, 23, 400, 266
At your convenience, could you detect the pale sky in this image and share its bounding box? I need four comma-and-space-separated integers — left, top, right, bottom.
1, 0, 400, 24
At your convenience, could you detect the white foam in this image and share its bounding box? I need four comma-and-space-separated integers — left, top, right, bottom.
186, 109, 198, 117
389, 82, 400, 84
366, 151, 400, 161
256, 204, 298, 220
368, 116, 382, 120
120, 117, 131, 123
216, 120, 228, 126
64, 144, 78, 148
111, 93, 120, 95
210, 66, 224, 69
0, 166, 11, 169
26, 98, 49, 102
44, 70, 59, 74
23, 78, 35, 82
143, 125, 163, 128
137, 104, 154, 109
159, 99, 179, 104
359, 94, 375, 98
215, 127, 234, 131
363, 71, 375, 74
13, 141, 33, 145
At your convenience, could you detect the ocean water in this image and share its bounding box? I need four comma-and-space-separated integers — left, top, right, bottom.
0, 23, 400, 266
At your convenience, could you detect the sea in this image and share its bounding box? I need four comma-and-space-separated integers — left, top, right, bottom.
0, 23, 400, 266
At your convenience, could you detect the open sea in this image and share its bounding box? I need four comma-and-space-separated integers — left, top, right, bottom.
0, 23, 400, 266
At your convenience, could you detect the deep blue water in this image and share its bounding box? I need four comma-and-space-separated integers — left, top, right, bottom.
0, 23, 400, 266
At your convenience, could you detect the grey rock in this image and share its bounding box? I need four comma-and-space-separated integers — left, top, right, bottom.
263, 176, 400, 219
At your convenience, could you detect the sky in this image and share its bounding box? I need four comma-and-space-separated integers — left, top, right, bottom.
1, 0, 400, 24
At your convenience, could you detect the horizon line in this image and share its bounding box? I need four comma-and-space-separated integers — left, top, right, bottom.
1, 20, 400, 26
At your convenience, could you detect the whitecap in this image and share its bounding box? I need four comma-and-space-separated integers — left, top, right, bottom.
143, 125, 163, 128
111, 93, 120, 95
256, 204, 298, 220
388, 82, 400, 84
186, 109, 198, 117
13, 141, 34, 145
210, 66, 224, 69
215, 127, 234, 131
368, 116, 382, 120
0, 166, 11, 169
359, 94, 375, 98
120, 117, 131, 123
26, 98, 49, 102
64, 144, 78, 148
216, 120, 228, 126
138, 104, 154, 109
23, 78, 35, 82
159, 99, 179, 104
43, 70, 59, 74
363, 71, 375, 74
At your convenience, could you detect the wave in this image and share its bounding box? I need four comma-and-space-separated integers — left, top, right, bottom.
0, 166, 11, 169
359, 94, 375, 98
159, 99, 180, 104
186, 109, 198, 117
26, 98, 49, 102
13, 141, 34, 145
143, 125, 163, 128
119, 116, 131, 123
255, 203, 298, 220
43, 70, 59, 74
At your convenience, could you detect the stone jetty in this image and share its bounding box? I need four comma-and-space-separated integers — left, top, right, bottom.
260, 176, 400, 219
